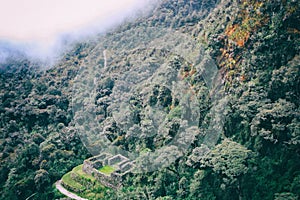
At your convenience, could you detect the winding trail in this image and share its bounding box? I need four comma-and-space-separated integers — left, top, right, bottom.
55, 180, 88, 200
103, 50, 107, 68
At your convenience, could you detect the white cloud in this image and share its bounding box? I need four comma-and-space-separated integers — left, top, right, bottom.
0, 0, 148, 42
0, 0, 157, 65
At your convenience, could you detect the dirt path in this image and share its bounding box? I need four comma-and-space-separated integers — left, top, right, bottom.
55, 180, 88, 200
103, 50, 107, 68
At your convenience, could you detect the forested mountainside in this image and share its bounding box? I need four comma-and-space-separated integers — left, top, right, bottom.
0, 0, 299, 199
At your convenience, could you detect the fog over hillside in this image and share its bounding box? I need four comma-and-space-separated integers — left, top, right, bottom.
0, 0, 158, 65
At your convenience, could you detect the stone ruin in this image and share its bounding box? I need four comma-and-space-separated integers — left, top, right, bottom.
82, 153, 135, 189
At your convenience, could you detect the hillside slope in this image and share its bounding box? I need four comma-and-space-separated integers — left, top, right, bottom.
0, 0, 299, 199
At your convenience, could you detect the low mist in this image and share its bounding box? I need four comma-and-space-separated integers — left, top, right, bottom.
0, 0, 158, 66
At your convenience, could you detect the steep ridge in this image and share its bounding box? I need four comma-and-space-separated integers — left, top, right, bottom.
0, 0, 299, 199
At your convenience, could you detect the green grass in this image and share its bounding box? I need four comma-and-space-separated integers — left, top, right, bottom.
60, 164, 113, 199
98, 165, 115, 175
62, 172, 85, 190
73, 164, 96, 182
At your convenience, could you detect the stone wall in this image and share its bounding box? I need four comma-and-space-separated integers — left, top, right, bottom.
108, 154, 128, 166
82, 160, 95, 175
61, 180, 84, 193
82, 153, 135, 189
70, 171, 94, 188
92, 168, 122, 189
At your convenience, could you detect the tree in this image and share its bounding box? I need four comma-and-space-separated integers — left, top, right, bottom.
274, 192, 298, 200
34, 169, 50, 191
250, 99, 297, 145
200, 139, 253, 199
189, 169, 216, 200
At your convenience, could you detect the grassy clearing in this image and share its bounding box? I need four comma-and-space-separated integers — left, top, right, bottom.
60, 164, 113, 199
62, 172, 84, 190
98, 165, 115, 175
73, 164, 96, 182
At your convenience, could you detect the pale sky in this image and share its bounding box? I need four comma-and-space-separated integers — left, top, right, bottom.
0, 0, 147, 42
